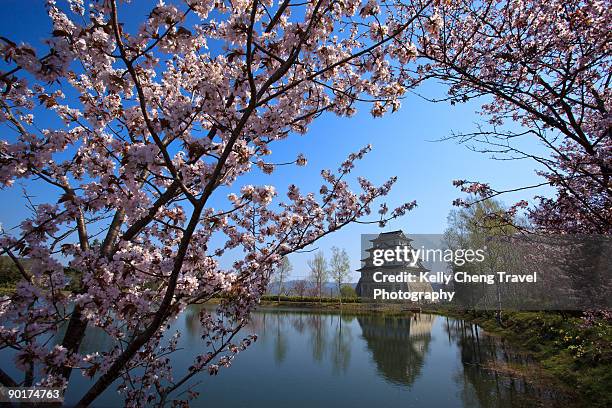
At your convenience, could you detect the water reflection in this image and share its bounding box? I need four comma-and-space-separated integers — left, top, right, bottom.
2, 308, 577, 407
273, 313, 288, 365
229, 310, 572, 407
443, 316, 574, 408
331, 316, 352, 375
358, 314, 433, 386
246, 311, 354, 372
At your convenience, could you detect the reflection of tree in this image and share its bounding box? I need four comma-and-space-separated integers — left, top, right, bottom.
52, 308, 115, 355
291, 314, 306, 334
331, 314, 352, 375
183, 305, 200, 338
244, 311, 269, 347
250, 310, 354, 368
307, 315, 326, 362
273, 314, 288, 365
357, 314, 434, 386
444, 317, 556, 408
247, 311, 354, 370
340, 314, 355, 324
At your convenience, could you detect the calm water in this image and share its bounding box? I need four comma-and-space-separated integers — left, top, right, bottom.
2, 309, 573, 407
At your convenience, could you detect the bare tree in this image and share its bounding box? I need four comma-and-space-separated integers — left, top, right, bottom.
308, 251, 328, 302
293, 280, 308, 297
272, 256, 292, 302
330, 247, 350, 305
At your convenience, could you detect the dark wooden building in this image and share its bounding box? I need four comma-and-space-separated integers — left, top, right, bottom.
356, 230, 433, 299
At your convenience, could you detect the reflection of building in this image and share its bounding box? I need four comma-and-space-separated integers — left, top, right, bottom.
357, 314, 435, 386
356, 231, 433, 299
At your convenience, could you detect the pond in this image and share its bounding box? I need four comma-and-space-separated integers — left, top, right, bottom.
2, 309, 575, 407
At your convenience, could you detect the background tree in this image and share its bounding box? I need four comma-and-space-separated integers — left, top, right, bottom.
340, 284, 357, 299
0, 0, 423, 405
0, 256, 32, 288
271, 256, 292, 302
293, 280, 309, 297
330, 246, 351, 304
308, 251, 328, 302
444, 199, 520, 323
416, 0, 611, 233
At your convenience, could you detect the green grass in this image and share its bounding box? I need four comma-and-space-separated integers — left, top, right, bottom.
254, 296, 420, 316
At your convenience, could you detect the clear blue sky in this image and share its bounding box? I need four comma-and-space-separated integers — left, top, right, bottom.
0, 1, 552, 281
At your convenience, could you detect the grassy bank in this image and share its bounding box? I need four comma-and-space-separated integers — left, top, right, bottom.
260, 294, 361, 303
257, 300, 418, 316
431, 309, 612, 408
224, 295, 419, 316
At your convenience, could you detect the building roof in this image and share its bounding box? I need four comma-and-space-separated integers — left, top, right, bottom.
358, 230, 429, 272
356, 263, 429, 272
369, 230, 413, 242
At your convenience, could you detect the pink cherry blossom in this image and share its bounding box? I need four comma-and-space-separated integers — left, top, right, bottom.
0, 0, 423, 405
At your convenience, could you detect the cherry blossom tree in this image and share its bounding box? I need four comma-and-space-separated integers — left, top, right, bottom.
0, 0, 425, 405
415, 0, 611, 233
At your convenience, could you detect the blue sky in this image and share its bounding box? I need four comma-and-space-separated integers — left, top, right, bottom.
0, 1, 552, 281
